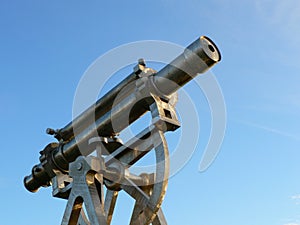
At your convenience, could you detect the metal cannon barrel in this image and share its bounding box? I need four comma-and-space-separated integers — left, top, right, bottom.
24, 36, 221, 192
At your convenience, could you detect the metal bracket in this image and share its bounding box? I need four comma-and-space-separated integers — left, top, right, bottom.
60, 156, 106, 225
52, 59, 181, 225
149, 94, 180, 132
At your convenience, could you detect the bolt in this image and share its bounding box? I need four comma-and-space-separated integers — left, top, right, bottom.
46, 128, 55, 135
77, 163, 83, 171
138, 58, 146, 66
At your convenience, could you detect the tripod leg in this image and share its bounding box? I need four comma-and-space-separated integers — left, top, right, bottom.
61, 156, 107, 225
152, 209, 167, 225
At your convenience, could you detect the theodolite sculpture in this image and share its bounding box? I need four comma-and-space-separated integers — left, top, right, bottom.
24, 36, 221, 225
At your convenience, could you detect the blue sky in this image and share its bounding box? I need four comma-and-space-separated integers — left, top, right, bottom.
1, 1, 300, 225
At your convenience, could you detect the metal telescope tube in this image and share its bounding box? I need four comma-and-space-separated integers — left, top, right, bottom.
24, 36, 221, 192
57, 72, 139, 142
56, 36, 220, 141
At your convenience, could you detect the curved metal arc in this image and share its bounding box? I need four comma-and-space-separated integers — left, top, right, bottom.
117, 130, 169, 225
76, 127, 169, 225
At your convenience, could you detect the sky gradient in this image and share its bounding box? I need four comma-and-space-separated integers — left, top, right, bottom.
0, 1, 299, 225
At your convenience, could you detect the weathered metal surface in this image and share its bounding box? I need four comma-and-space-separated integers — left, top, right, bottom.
59, 120, 170, 224
60, 157, 106, 225
23, 36, 221, 224
24, 36, 220, 193
56, 36, 220, 142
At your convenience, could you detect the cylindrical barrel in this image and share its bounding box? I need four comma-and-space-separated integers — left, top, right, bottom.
58, 72, 139, 141
154, 36, 220, 95
58, 36, 220, 141
24, 36, 221, 192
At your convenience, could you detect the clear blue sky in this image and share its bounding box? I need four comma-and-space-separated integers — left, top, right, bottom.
1, 1, 300, 225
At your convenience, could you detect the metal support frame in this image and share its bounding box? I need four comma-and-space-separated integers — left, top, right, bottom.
61, 156, 106, 225
52, 87, 180, 225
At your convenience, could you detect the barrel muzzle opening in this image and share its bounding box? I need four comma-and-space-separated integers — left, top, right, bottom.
200, 36, 221, 62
